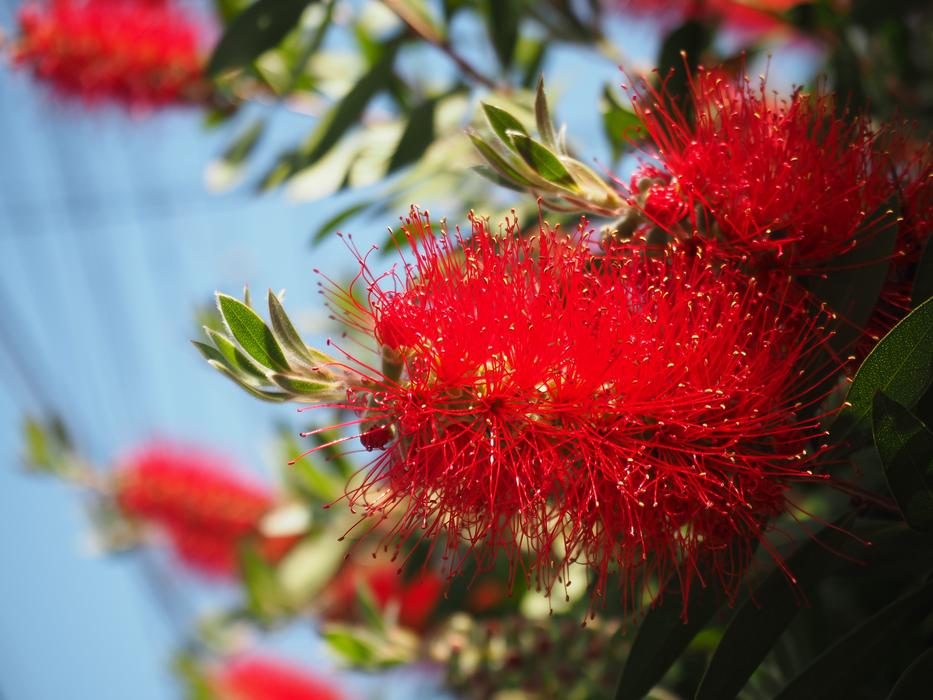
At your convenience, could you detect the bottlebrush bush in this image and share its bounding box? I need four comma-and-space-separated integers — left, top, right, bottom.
15, 1, 933, 699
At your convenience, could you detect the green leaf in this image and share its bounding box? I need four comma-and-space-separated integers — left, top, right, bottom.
887, 646, 933, 700
471, 165, 527, 192
602, 84, 642, 160
774, 578, 933, 699
310, 201, 372, 245
615, 578, 723, 700
837, 295, 933, 436
387, 97, 437, 173
802, 203, 897, 353
912, 237, 933, 307
270, 372, 342, 397
534, 75, 558, 150
509, 133, 579, 191
206, 328, 267, 380
267, 291, 315, 365
695, 520, 852, 700
322, 628, 377, 665
207, 360, 289, 402
207, 0, 317, 77
482, 102, 528, 150
290, 458, 342, 503
467, 130, 537, 187
484, 0, 522, 69
221, 118, 265, 166
217, 293, 290, 372
296, 38, 401, 170
239, 541, 287, 623
872, 391, 933, 531
657, 20, 712, 104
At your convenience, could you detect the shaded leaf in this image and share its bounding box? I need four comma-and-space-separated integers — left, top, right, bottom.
468, 130, 537, 187
657, 20, 711, 105
695, 520, 852, 700
509, 133, 578, 190
310, 201, 372, 245
837, 295, 933, 436
206, 360, 288, 402
485, 0, 522, 69
387, 97, 437, 173
602, 84, 642, 160
887, 646, 933, 700
217, 293, 290, 372
912, 237, 933, 307
208, 0, 317, 77
774, 578, 933, 699
615, 578, 723, 700
221, 118, 265, 166
239, 541, 287, 623
872, 391, 933, 531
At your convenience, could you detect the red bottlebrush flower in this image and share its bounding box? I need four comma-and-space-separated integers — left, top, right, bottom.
211, 657, 345, 700
320, 557, 444, 631
11, 0, 207, 108
115, 442, 284, 575
312, 208, 833, 611
613, 0, 806, 33
631, 69, 901, 277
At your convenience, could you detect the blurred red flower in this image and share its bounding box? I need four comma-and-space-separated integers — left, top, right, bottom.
212, 657, 345, 700
12, 0, 206, 108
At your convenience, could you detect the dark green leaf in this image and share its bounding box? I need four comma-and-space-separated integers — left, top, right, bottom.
509, 133, 578, 190
887, 646, 933, 700
534, 75, 558, 150
485, 0, 522, 69
774, 578, 933, 699
837, 295, 933, 436
217, 293, 290, 372
482, 102, 528, 150
206, 328, 268, 380
296, 38, 401, 169
310, 201, 372, 245
602, 84, 642, 160
615, 578, 723, 700
803, 203, 897, 353
267, 291, 315, 365
657, 20, 712, 105
207, 0, 317, 77
695, 520, 852, 700
221, 118, 265, 166
912, 237, 933, 307
387, 97, 437, 173
872, 391, 933, 531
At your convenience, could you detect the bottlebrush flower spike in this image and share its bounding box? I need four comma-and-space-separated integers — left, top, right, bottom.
11, 0, 207, 108
308, 208, 834, 612
115, 442, 286, 575
210, 657, 345, 700
630, 68, 901, 277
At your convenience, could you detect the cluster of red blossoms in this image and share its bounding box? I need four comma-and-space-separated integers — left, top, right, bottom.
315, 209, 834, 609
11, 0, 206, 108
629, 69, 933, 342
115, 442, 293, 575
615, 0, 807, 34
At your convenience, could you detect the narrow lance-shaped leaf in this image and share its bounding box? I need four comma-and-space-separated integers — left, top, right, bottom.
207, 360, 289, 402
467, 130, 538, 188
205, 327, 267, 380
482, 102, 528, 150
484, 0, 522, 69
872, 391, 933, 531
208, 0, 318, 77
615, 577, 724, 700
217, 293, 290, 371
387, 97, 437, 173
887, 646, 933, 700
694, 519, 853, 700
267, 290, 315, 365
836, 295, 933, 437
773, 577, 933, 699
509, 132, 579, 191
534, 75, 559, 150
